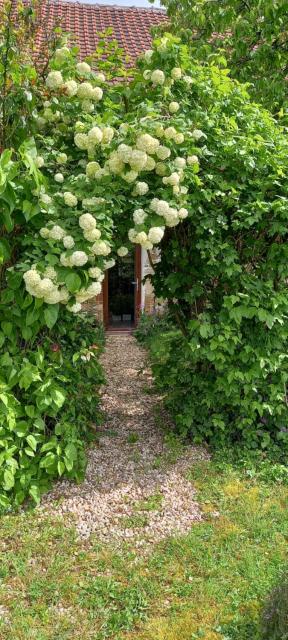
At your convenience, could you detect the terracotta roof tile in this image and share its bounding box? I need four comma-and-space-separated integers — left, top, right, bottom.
34, 1, 167, 64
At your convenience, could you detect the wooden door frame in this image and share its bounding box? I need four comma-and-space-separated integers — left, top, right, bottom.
103, 246, 142, 329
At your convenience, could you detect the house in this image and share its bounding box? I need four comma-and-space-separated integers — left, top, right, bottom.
36, 1, 167, 329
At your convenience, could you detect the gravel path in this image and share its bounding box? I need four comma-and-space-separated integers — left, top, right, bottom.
41, 335, 206, 547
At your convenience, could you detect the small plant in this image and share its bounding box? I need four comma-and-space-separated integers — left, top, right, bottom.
261, 570, 288, 639
121, 514, 149, 529
135, 493, 163, 512
127, 433, 139, 444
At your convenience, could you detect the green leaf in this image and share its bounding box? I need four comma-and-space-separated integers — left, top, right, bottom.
44, 304, 59, 329
3, 468, 15, 491
29, 485, 41, 505
26, 435, 37, 452
65, 273, 81, 293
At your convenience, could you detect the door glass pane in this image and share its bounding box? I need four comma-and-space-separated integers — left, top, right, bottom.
108, 253, 135, 327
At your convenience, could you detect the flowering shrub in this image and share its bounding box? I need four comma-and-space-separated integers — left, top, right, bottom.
1, 0, 288, 507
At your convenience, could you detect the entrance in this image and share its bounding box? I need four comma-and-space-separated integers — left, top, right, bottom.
104, 248, 141, 329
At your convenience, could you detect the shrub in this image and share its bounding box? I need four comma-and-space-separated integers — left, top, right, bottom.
261, 570, 288, 640
134, 312, 172, 345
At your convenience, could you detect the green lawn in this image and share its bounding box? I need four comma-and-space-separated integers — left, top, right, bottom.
0, 458, 287, 640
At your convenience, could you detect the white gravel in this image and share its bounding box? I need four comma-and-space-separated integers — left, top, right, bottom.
40, 335, 207, 547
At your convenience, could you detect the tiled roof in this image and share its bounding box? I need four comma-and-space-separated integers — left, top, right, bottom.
34, 1, 168, 64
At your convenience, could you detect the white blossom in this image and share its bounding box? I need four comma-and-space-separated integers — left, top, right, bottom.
144, 49, 153, 62
79, 213, 96, 231
136, 134, 160, 155
36, 156, 44, 168
23, 269, 41, 287
133, 208, 147, 225
83, 228, 101, 242
123, 170, 138, 183
163, 172, 180, 186
178, 207, 189, 219
133, 181, 149, 196
49, 225, 65, 240
129, 149, 148, 172
102, 126, 114, 144
44, 266, 57, 280
74, 133, 89, 150
88, 127, 103, 145
40, 227, 50, 239
135, 231, 147, 245
62, 80, 78, 97
88, 267, 103, 279
76, 61, 91, 74
56, 153, 68, 164
155, 162, 167, 176
91, 87, 103, 101
164, 126, 177, 140
46, 71, 63, 90
95, 72, 105, 82
128, 228, 138, 242
91, 240, 111, 256
148, 227, 164, 244
169, 101, 180, 114
151, 69, 165, 85
187, 155, 199, 165
117, 144, 133, 163
175, 133, 184, 144
69, 303, 82, 313
55, 46, 70, 62
54, 172, 64, 183
40, 194, 52, 206
192, 129, 204, 140
64, 192, 78, 207
144, 156, 156, 171
117, 246, 129, 257
63, 235, 75, 249
86, 161, 101, 178
156, 145, 171, 160
77, 82, 94, 99
70, 251, 88, 266
174, 157, 186, 169
82, 99, 94, 113
171, 67, 182, 80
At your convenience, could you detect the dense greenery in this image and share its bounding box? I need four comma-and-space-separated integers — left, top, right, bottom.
0, 456, 287, 638
261, 568, 288, 639
155, 0, 288, 113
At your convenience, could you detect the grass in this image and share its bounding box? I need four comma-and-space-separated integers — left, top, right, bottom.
0, 456, 287, 639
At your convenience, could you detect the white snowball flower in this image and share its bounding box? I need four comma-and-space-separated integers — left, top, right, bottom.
104, 258, 115, 269
64, 192, 78, 207
83, 228, 101, 242
155, 162, 167, 176
63, 235, 75, 249
129, 149, 148, 172
136, 134, 160, 155
49, 225, 65, 240
54, 172, 64, 183
36, 156, 44, 168
119, 123, 129, 134
91, 87, 103, 101
171, 67, 182, 80
108, 153, 125, 175
175, 133, 184, 144
117, 246, 129, 257
23, 269, 41, 287
187, 155, 199, 165
144, 49, 153, 62
135, 231, 147, 245
133, 181, 149, 196
55, 46, 70, 62
62, 80, 78, 97
74, 133, 89, 150
169, 101, 180, 114
178, 207, 189, 219
128, 228, 138, 242
79, 213, 96, 231
86, 161, 101, 178
40, 194, 52, 206
102, 126, 114, 144
44, 266, 57, 280
70, 251, 88, 266
82, 99, 94, 113
155, 200, 170, 216
82, 196, 105, 207
142, 240, 153, 250
163, 172, 180, 186
192, 129, 204, 140
39, 227, 50, 239
69, 303, 82, 313
76, 61, 91, 74
56, 153, 68, 164
164, 126, 177, 140
151, 69, 165, 85
181, 186, 188, 195
164, 207, 179, 226
117, 144, 133, 163
156, 145, 171, 160
133, 208, 147, 225
173, 185, 180, 195
87, 281, 102, 296
95, 72, 105, 82
46, 71, 63, 90
123, 170, 138, 183
91, 240, 111, 256
155, 125, 165, 138
88, 127, 103, 145
148, 227, 164, 244
143, 70, 151, 80
144, 156, 156, 171
174, 157, 186, 169
44, 289, 62, 304
88, 267, 103, 279
77, 82, 94, 99
35, 278, 55, 297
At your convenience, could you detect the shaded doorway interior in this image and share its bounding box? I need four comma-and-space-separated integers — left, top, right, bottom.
108, 253, 135, 328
